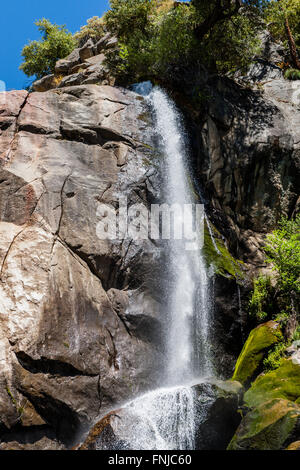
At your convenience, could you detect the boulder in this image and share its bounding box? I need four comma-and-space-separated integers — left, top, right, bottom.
193, 378, 243, 450
95, 34, 118, 54
33, 74, 56, 92
55, 48, 81, 74
244, 358, 300, 409
228, 398, 300, 450
232, 321, 283, 385
79, 39, 95, 62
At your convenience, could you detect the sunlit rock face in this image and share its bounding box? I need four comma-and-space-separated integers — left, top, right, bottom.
0, 84, 164, 449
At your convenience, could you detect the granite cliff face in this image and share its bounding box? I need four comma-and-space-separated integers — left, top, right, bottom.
0, 83, 164, 449
0, 34, 299, 450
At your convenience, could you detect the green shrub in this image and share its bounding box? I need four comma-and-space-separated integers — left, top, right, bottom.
249, 276, 274, 322
263, 341, 287, 372
249, 216, 300, 334
264, 215, 300, 294
20, 18, 76, 79
284, 68, 300, 80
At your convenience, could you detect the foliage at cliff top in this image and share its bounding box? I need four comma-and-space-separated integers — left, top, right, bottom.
20, 19, 76, 79
103, 0, 263, 84
20, 1, 300, 83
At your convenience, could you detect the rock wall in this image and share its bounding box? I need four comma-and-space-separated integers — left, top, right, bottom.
178, 52, 300, 373
0, 33, 299, 450
0, 84, 164, 449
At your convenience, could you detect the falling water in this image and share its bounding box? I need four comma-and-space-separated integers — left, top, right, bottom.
116, 83, 213, 450
121, 386, 196, 450
151, 87, 212, 381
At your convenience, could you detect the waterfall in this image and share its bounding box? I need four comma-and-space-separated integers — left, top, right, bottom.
116, 83, 213, 450
122, 387, 196, 450
150, 86, 212, 381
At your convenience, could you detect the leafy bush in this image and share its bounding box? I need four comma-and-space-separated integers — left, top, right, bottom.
263, 341, 287, 371
249, 216, 300, 331
249, 276, 274, 321
20, 19, 76, 79
284, 68, 300, 80
264, 215, 300, 294
74, 16, 106, 47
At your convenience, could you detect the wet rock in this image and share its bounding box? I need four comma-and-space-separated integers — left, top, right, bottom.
232, 321, 283, 385
228, 398, 300, 450
193, 378, 243, 450
78, 409, 128, 450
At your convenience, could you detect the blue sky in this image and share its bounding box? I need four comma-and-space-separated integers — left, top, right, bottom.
0, 0, 109, 91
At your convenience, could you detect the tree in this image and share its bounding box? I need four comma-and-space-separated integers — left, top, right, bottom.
191, 0, 264, 41
104, 0, 263, 83
265, 0, 300, 69
192, 0, 243, 42
20, 19, 76, 79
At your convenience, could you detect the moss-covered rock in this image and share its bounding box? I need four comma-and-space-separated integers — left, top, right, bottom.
232, 321, 283, 385
244, 358, 300, 408
228, 398, 300, 450
203, 221, 244, 281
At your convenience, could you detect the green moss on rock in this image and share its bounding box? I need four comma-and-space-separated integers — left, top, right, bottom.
203, 222, 244, 281
244, 358, 300, 408
228, 398, 300, 450
232, 321, 283, 385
